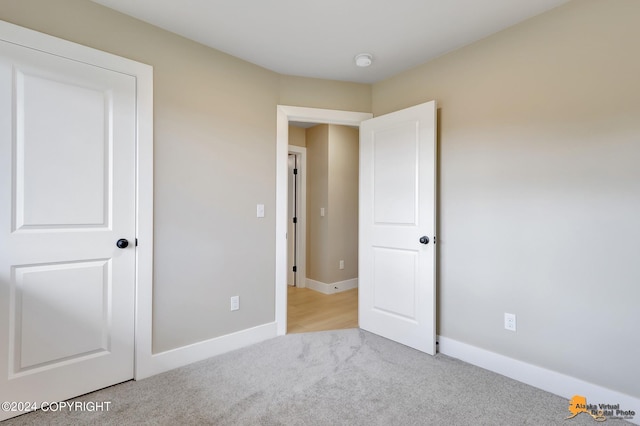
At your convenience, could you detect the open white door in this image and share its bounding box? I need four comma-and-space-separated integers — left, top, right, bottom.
359, 101, 437, 354
0, 35, 136, 419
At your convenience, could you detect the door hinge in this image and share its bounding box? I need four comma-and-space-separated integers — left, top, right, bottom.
293, 168, 298, 175
135, 238, 138, 247
292, 266, 297, 272
293, 217, 297, 223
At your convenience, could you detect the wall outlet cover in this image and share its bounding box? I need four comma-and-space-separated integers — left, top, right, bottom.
504, 312, 516, 331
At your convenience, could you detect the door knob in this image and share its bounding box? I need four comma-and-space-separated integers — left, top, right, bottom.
116, 239, 129, 249
419, 236, 430, 245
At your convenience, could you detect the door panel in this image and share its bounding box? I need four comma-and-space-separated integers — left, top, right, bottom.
359, 101, 437, 355
13, 260, 110, 372
373, 247, 417, 319
373, 123, 417, 225
0, 38, 136, 420
17, 72, 109, 228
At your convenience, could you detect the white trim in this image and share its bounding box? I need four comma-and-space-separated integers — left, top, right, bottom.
275, 108, 289, 335
288, 145, 307, 288
132, 47, 154, 383
306, 278, 358, 294
0, 20, 155, 382
281, 106, 373, 127
140, 323, 277, 377
438, 336, 640, 425
0, 20, 153, 82
276, 106, 372, 336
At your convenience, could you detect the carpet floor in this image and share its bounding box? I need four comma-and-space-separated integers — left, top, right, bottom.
4, 329, 628, 425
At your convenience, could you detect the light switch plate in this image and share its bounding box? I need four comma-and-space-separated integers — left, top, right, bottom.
231, 296, 239, 311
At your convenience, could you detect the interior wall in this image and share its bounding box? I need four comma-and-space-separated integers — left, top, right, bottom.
327, 125, 359, 283
372, 0, 640, 398
279, 75, 371, 113
305, 125, 359, 285
305, 125, 330, 283
0, 0, 372, 353
288, 125, 306, 147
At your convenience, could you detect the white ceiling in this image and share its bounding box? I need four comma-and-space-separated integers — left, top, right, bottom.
92, 0, 569, 84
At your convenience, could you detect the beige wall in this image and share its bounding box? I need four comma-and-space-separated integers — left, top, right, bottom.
305, 125, 330, 283
305, 125, 359, 285
288, 125, 306, 147
0, 0, 371, 353
279, 75, 371, 113
373, 0, 640, 398
327, 126, 359, 282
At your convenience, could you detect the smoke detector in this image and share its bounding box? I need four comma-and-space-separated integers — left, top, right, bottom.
355, 53, 373, 67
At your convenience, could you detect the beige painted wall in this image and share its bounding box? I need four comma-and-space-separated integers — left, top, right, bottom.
306, 125, 358, 285
288, 125, 306, 147
305, 125, 330, 283
327, 126, 359, 283
373, 0, 640, 398
279, 75, 371, 113
0, 0, 372, 353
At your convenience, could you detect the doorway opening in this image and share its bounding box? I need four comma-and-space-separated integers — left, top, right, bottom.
275, 106, 372, 336
286, 121, 360, 333
287, 146, 306, 288
288, 153, 298, 287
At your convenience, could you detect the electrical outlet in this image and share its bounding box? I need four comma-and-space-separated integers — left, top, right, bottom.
230, 296, 240, 311
339, 260, 344, 270
504, 313, 516, 332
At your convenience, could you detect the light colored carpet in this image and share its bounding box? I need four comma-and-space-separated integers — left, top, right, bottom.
5, 329, 627, 425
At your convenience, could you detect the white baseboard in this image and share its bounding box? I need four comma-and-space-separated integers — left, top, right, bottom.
438, 336, 639, 425
138, 322, 277, 379
306, 278, 358, 294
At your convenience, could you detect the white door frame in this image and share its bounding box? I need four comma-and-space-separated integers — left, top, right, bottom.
1, 21, 155, 380
288, 145, 307, 288
275, 106, 372, 335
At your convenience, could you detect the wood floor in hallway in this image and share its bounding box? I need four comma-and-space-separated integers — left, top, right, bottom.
287, 286, 358, 333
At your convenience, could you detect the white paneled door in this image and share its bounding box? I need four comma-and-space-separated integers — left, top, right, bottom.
359, 101, 437, 354
0, 39, 136, 419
